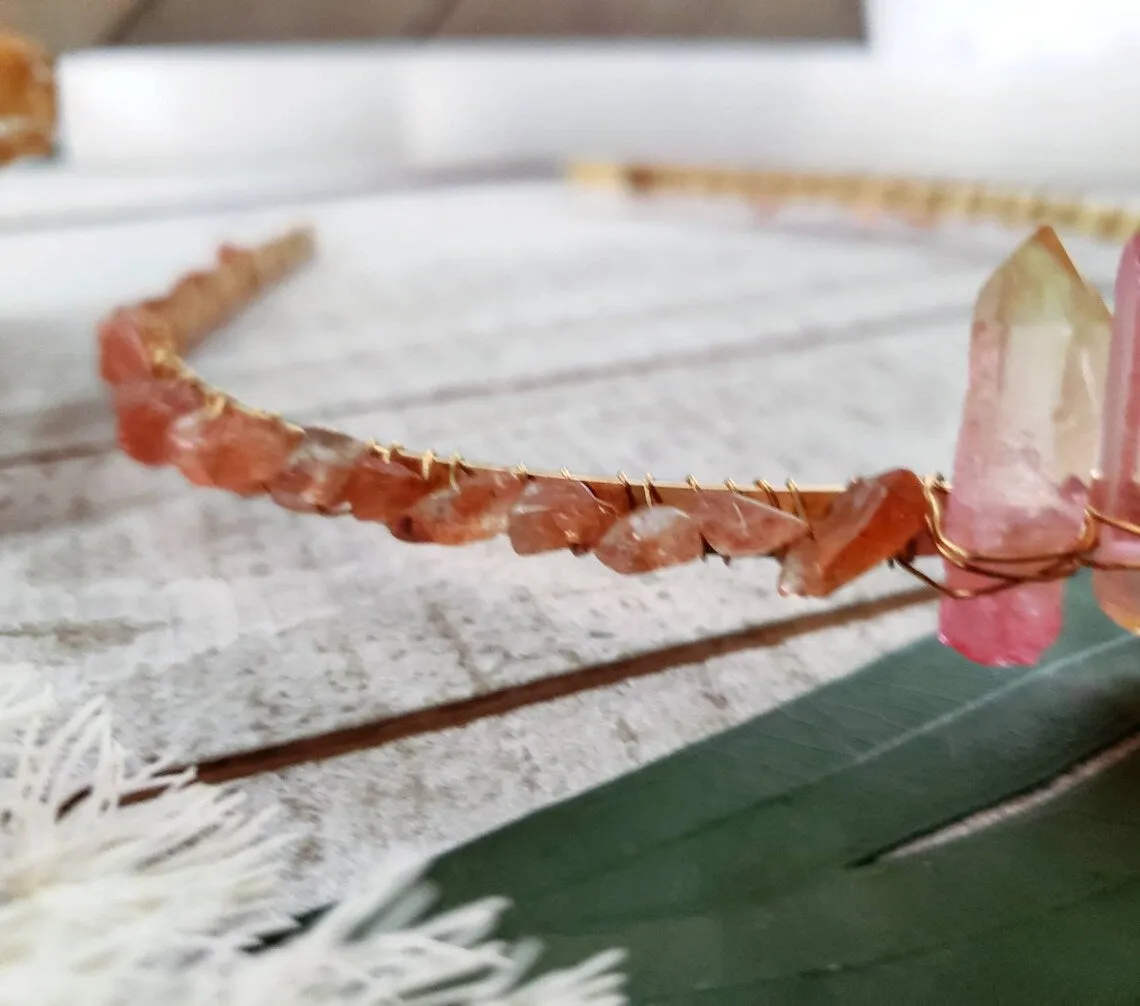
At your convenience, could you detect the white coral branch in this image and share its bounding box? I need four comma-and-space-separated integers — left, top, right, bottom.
0, 674, 626, 1006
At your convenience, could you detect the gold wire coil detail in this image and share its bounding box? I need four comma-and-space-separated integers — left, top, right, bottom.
891, 477, 1140, 600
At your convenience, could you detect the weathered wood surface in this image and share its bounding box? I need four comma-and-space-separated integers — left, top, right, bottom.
0, 179, 1107, 910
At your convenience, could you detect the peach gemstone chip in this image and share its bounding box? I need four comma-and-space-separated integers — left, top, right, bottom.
595, 506, 705, 574
939, 226, 1111, 666
98, 308, 175, 385
167, 402, 301, 496
680, 491, 808, 557
112, 379, 207, 467
344, 453, 433, 525
779, 468, 927, 598
508, 480, 622, 555
269, 428, 365, 514
391, 471, 525, 544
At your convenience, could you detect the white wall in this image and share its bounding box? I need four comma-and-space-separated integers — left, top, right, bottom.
53, 33, 1140, 188
866, 0, 1140, 65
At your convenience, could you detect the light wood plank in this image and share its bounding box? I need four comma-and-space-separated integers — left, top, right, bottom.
222, 599, 936, 914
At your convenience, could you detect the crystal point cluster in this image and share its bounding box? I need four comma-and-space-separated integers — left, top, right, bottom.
938, 226, 1112, 666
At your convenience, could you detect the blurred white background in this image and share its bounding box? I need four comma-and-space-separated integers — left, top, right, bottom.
867, 0, 1140, 65
6, 0, 1140, 218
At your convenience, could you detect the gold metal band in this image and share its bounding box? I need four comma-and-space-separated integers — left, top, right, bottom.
568, 161, 1140, 243
103, 163, 1140, 596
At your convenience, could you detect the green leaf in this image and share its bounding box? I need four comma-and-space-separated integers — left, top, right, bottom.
288, 572, 1140, 1002
538, 743, 1140, 1004
416, 573, 1140, 1002
430, 574, 1140, 931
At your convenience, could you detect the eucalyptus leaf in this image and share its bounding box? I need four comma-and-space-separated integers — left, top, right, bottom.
430, 574, 1140, 931
292, 573, 1140, 1003
538, 743, 1140, 1004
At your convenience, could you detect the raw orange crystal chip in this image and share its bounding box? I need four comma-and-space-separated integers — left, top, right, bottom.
112, 379, 206, 466
778, 468, 927, 597
269, 428, 364, 514
508, 480, 621, 555
679, 491, 808, 557
344, 452, 432, 525
98, 308, 174, 385
595, 505, 705, 574
167, 401, 300, 495
392, 471, 525, 545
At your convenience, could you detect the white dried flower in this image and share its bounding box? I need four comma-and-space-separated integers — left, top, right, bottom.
0, 673, 626, 1005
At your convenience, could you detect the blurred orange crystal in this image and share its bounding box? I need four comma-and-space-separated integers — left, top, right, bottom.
168, 402, 300, 495
98, 309, 174, 385
0, 32, 55, 164
113, 379, 206, 466
269, 428, 364, 514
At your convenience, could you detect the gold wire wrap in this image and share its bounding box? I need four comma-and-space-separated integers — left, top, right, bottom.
885, 477, 1140, 600
102, 164, 1140, 600
566, 161, 1140, 596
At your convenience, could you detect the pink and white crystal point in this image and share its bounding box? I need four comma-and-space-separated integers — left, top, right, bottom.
939, 227, 1111, 666
1092, 234, 1140, 630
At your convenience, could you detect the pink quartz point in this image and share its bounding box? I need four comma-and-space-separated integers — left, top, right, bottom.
939, 226, 1111, 666
1092, 234, 1140, 630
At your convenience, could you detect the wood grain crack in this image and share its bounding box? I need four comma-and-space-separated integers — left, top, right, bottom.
105, 585, 935, 803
